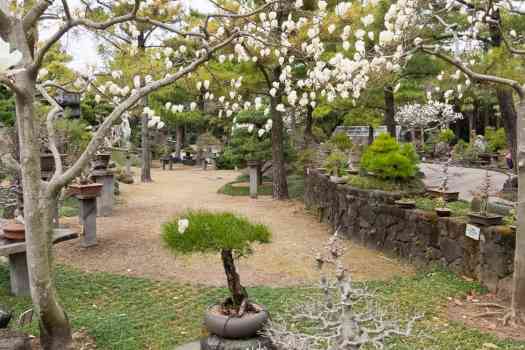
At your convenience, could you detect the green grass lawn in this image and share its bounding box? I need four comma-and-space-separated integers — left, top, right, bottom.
218, 174, 305, 199
1, 264, 524, 349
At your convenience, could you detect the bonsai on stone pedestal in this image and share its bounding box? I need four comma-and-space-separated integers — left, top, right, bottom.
163, 210, 271, 343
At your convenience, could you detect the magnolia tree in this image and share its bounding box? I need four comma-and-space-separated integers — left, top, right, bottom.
0, 0, 283, 347
395, 100, 464, 143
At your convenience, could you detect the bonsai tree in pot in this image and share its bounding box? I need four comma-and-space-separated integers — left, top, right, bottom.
468, 171, 504, 226
162, 210, 271, 339
324, 150, 348, 184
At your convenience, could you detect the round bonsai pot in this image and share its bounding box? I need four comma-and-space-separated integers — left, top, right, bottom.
435, 208, 451, 217
204, 304, 269, 339
2, 222, 25, 241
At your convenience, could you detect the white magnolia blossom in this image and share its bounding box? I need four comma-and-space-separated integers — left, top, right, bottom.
178, 219, 189, 234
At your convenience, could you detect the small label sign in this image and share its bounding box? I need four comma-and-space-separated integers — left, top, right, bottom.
466, 224, 481, 240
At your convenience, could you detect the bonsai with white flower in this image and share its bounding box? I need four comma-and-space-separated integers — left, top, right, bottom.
162, 210, 271, 339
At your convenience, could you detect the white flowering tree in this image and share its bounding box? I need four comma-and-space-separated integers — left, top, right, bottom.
0, 0, 278, 348
395, 100, 464, 144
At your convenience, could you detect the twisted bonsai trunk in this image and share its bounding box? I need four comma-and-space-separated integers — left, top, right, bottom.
221, 249, 247, 311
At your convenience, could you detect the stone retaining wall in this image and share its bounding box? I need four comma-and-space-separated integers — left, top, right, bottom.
305, 170, 515, 297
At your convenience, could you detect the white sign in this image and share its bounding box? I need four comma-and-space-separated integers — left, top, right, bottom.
466, 224, 481, 240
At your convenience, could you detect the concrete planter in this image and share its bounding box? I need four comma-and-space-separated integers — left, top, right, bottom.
204, 304, 269, 339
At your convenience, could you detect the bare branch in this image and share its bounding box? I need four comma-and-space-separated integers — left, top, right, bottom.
420, 45, 525, 99
47, 30, 240, 195
500, 30, 525, 55
23, 0, 53, 31
31, 0, 141, 72
36, 85, 64, 180
61, 0, 72, 22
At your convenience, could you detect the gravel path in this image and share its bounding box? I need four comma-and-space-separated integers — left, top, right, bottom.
56, 166, 413, 287
420, 163, 510, 201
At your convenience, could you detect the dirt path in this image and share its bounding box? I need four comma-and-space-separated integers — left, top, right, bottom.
56, 167, 413, 287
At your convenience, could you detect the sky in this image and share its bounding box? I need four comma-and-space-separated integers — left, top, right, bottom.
45, 0, 216, 72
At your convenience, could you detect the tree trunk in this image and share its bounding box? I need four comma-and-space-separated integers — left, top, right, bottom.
497, 88, 518, 173
138, 33, 152, 183
304, 105, 314, 148
384, 85, 396, 138
270, 97, 289, 200
513, 98, 525, 321
175, 125, 184, 159
15, 84, 73, 349
220, 249, 246, 308
141, 112, 152, 183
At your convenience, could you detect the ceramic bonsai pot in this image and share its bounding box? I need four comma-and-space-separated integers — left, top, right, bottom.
204, 304, 269, 339
93, 153, 111, 170
427, 188, 460, 202
69, 183, 103, 198
395, 200, 416, 209
468, 212, 503, 226
435, 208, 451, 217
2, 222, 25, 241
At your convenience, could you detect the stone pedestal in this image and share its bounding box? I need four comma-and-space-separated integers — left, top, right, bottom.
92, 171, 115, 217
247, 161, 260, 199
78, 196, 98, 248
8, 252, 29, 296
201, 335, 274, 350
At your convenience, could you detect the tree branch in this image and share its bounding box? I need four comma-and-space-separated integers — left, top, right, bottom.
47, 30, 241, 195
36, 85, 64, 180
420, 45, 525, 99
31, 0, 141, 72
23, 0, 53, 31
0, 3, 11, 38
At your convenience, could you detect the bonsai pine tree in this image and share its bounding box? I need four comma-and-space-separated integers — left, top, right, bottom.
162, 211, 271, 315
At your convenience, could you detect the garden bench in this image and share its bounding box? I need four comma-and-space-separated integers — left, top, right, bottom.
0, 228, 78, 296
